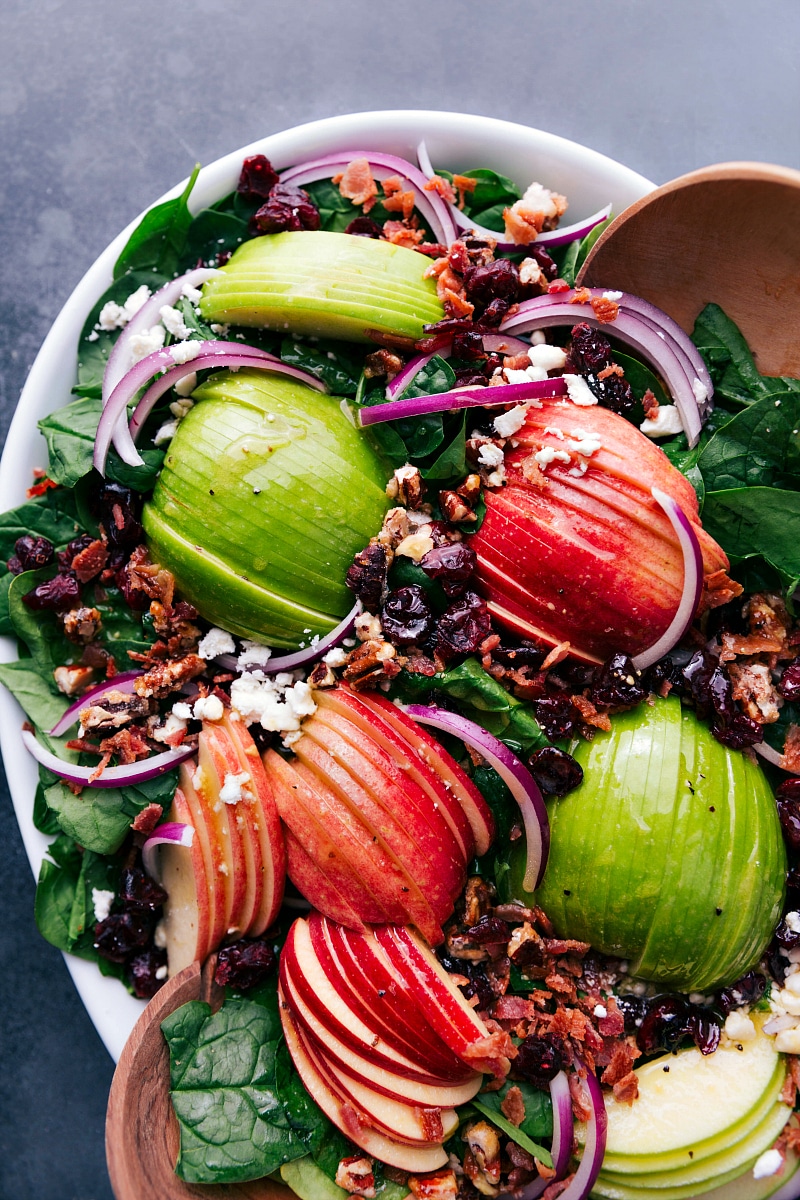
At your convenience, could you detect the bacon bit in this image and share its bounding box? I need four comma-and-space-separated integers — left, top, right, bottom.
415, 242, 449, 258
548, 278, 570, 293
335, 1156, 377, 1199
598, 363, 625, 381
641, 389, 660, 419
71, 539, 109, 583
434, 264, 465, 301
334, 158, 379, 212
382, 220, 425, 248
423, 255, 450, 279
728, 661, 781, 723
570, 287, 592, 305
597, 997, 626, 1038
131, 803, 164, 834
542, 1178, 574, 1200
133, 653, 206, 700
492, 995, 538, 1021
781, 1069, 797, 1106
500, 1085, 526, 1127
568, 1072, 593, 1122
612, 1070, 639, 1105
719, 632, 784, 662
408, 1169, 458, 1200
782, 725, 800, 773
382, 185, 416, 221
520, 454, 549, 488
86, 725, 152, 782
546, 970, 577, 999
26, 476, 59, 498
590, 296, 619, 323
601, 1040, 637, 1087
424, 174, 456, 204
571, 694, 612, 732
544, 937, 591, 957
540, 641, 571, 671
453, 174, 478, 209
503, 187, 568, 245
700, 569, 744, 612
462, 1029, 516, 1077
443, 289, 475, 319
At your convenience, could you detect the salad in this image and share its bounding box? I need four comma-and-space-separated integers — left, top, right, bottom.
4, 131, 800, 1200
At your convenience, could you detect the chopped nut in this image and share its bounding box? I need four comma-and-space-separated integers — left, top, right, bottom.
457, 474, 482, 505
80, 690, 155, 731
408, 1169, 458, 1200
386, 464, 426, 509
342, 639, 400, 690
54, 665, 95, 696
463, 1120, 501, 1190
307, 660, 337, 688
335, 1155, 377, 1198
395, 531, 436, 561
61, 606, 103, 645
363, 348, 403, 379
439, 490, 476, 523
133, 653, 206, 699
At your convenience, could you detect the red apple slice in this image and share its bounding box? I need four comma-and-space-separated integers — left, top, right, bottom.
201, 723, 261, 937
195, 726, 248, 938
291, 735, 444, 942
374, 926, 510, 1077
284, 830, 368, 931
312, 914, 472, 1080
351, 690, 495, 856
159, 786, 209, 975
279, 987, 450, 1172
222, 714, 285, 934
315, 688, 475, 861
300, 717, 463, 918
265, 749, 395, 925
178, 760, 228, 951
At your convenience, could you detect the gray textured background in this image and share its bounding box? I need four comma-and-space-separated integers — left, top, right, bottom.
1, 1, 799, 1197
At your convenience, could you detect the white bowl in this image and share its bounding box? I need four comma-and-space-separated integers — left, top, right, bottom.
0, 109, 654, 1061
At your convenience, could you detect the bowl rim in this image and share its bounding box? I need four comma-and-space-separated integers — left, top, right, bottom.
0, 108, 655, 1061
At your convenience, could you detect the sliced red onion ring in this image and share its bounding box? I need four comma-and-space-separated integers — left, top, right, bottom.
513, 1070, 573, 1199
608, 292, 713, 411
22, 728, 193, 788
450, 201, 613, 253
416, 139, 435, 179
500, 292, 706, 446
770, 1158, 800, 1200
214, 601, 362, 675
557, 1069, 607, 1200
279, 151, 457, 247
361, 377, 568, 427
631, 488, 703, 671
385, 333, 531, 401
755, 741, 789, 770
94, 342, 326, 475
142, 822, 195, 881
48, 671, 143, 737
102, 268, 222, 463
403, 703, 549, 889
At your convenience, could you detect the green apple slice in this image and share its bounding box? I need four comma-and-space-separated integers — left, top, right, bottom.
199, 230, 444, 341
143, 369, 389, 646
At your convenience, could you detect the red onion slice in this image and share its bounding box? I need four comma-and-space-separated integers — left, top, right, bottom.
450, 202, 613, 253
385, 333, 532, 401
48, 671, 143, 737
514, 1070, 573, 1199
770, 1159, 800, 1200
403, 703, 549, 889
360, 376, 568, 427
102, 268, 222, 463
94, 342, 326, 475
755, 741, 789, 770
215, 600, 362, 675
631, 488, 703, 671
22, 728, 193, 788
557, 1069, 607, 1200
142, 822, 195, 881
500, 294, 705, 446
279, 151, 457, 246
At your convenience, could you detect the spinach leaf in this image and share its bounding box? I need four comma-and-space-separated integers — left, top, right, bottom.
691, 304, 800, 407
559, 217, 614, 287
0, 660, 68, 730
75, 268, 170, 393
33, 780, 62, 835
358, 355, 460, 466
162, 992, 307, 1185
44, 769, 179, 855
181, 206, 250, 265
8, 569, 76, 677
94, 587, 151, 662
304, 179, 356, 233
472, 764, 518, 892
0, 488, 81, 632
38, 393, 164, 491
697, 391, 800, 492
34, 835, 122, 962
471, 1094, 552, 1165
422, 412, 468, 481
280, 337, 361, 396
702, 487, 800, 593
114, 166, 200, 280
613, 350, 669, 407
458, 168, 520, 232
473, 1078, 553, 1141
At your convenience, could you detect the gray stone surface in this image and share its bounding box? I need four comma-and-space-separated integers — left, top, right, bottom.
0, 1, 798, 1196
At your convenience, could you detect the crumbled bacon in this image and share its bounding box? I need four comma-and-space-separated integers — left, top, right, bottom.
333, 158, 379, 212
590, 296, 619, 323
133, 653, 206, 699
540, 642, 571, 671
571, 694, 612, 731
335, 1155, 377, 1198
570, 287, 592, 305
382, 219, 426, 248
502, 185, 567, 245
71, 538, 109, 583
131, 803, 164, 834
453, 174, 478, 209
719, 632, 784, 663
568, 1072, 593, 1122
424, 175, 457, 204
782, 725, 800, 773
700, 568, 744, 612
500, 1085, 526, 1127
728, 661, 781, 722
382, 176, 416, 220
612, 1071, 639, 1104
641, 388, 659, 418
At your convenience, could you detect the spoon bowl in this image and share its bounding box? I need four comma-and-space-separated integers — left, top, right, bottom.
577, 161, 800, 376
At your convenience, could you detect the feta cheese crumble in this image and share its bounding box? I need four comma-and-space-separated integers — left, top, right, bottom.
478, 443, 505, 469
238, 641, 272, 670
528, 343, 567, 372
563, 374, 597, 406
640, 405, 684, 438
159, 304, 191, 340
219, 770, 251, 805
753, 1149, 783, 1180
198, 627, 236, 660
92, 888, 115, 923
193, 694, 225, 722
534, 446, 571, 469
229, 674, 317, 741
494, 405, 529, 438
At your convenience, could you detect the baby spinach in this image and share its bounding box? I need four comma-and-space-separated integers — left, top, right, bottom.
38, 393, 165, 492
701, 486, 800, 596
0, 660, 68, 730
75, 267, 170, 393
697, 391, 800, 492
280, 337, 362, 396
8, 569, 76, 678
34, 833, 124, 971
44, 769, 178, 856
559, 216, 613, 287
0, 488, 81, 633
114, 165, 200, 280
692, 304, 800, 407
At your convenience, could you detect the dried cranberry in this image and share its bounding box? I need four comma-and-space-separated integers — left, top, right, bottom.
462, 916, 511, 946
22, 573, 81, 611
14, 534, 55, 571
6, 555, 23, 575
237, 154, 279, 199
636, 995, 691, 1054
436, 591, 492, 660
90, 482, 143, 548
493, 642, 546, 669
382, 585, 434, 645
778, 778, 800, 803
567, 322, 611, 373
252, 184, 320, 234
588, 371, 637, 420
592, 654, 647, 708
346, 544, 388, 612
682, 651, 763, 750
58, 533, 95, 571
523, 243, 558, 282
528, 746, 583, 796
643, 656, 684, 694
513, 1033, 565, 1089
458, 972, 495, 1011
685, 1008, 721, 1055
120, 866, 167, 912
452, 330, 485, 361
778, 796, 800, 851
780, 660, 800, 701
464, 260, 520, 308
215, 937, 276, 990
94, 911, 152, 963
420, 543, 476, 598
775, 918, 800, 950
716, 971, 766, 1016
534, 694, 581, 741
345, 216, 382, 237
615, 993, 649, 1034
547, 661, 596, 693
115, 560, 151, 611
127, 947, 168, 999
453, 369, 488, 389
481, 297, 512, 327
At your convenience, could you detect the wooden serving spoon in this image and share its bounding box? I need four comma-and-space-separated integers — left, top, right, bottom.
577, 161, 800, 376
105, 957, 289, 1200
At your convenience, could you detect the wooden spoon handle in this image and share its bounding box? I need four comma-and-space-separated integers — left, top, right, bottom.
106, 960, 289, 1200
